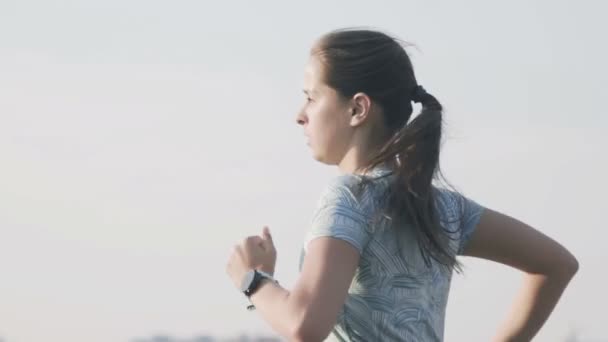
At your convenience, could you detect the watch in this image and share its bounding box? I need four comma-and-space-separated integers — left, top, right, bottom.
240, 269, 278, 310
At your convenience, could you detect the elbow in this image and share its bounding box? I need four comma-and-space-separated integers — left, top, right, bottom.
289, 329, 328, 342
552, 252, 579, 281
565, 254, 579, 278
289, 318, 332, 342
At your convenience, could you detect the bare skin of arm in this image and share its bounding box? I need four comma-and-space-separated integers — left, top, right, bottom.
250, 237, 360, 341
461, 208, 579, 342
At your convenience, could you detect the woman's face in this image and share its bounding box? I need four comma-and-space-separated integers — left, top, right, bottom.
296, 56, 353, 165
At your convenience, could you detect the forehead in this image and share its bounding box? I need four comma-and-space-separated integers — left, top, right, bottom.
304, 56, 326, 91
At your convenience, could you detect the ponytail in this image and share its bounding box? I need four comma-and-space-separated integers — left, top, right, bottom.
364, 86, 459, 271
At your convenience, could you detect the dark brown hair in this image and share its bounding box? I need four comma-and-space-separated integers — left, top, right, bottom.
312, 28, 461, 271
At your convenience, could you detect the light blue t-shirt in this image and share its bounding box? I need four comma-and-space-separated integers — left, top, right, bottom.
298, 167, 484, 341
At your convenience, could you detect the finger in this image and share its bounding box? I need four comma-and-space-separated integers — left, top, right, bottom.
243, 236, 264, 249
262, 226, 272, 242
262, 227, 275, 252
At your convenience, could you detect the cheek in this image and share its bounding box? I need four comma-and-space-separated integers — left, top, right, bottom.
311, 102, 340, 135
309, 107, 347, 158
309, 113, 332, 146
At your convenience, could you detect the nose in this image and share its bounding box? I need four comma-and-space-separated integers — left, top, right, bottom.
295, 109, 307, 127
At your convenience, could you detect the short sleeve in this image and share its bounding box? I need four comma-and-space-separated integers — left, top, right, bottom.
304, 175, 372, 255
458, 195, 484, 254
435, 188, 485, 254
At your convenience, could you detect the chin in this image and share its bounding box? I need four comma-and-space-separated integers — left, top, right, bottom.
312, 154, 335, 166
311, 151, 325, 163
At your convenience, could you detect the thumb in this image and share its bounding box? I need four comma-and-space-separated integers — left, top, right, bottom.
262, 226, 273, 244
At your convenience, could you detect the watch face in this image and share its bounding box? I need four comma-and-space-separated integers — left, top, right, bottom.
240, 270, 255, 292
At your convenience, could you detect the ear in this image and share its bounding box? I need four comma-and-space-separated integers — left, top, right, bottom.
349, 92, 372, 126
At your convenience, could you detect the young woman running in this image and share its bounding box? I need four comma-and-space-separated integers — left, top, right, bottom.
226, 28, 578, 342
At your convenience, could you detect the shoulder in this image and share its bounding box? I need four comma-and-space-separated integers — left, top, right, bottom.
306, 174, 376, 254
434, 186, 469, 216
316, 174, 364, 209
434, 187, 459, 210
317, 173, 386, 211
433, 186, 485, 245
434, 186, 483, 213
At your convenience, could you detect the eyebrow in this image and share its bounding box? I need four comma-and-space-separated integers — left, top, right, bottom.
303, 89, 315, 96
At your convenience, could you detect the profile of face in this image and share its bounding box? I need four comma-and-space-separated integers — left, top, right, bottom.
295, 56, 355, 165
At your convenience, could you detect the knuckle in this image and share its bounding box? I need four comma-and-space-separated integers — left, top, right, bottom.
244, 236, 258, 246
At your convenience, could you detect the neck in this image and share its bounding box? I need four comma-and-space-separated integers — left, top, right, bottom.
337, 121, 393, 175
337, 144, 391, 176
337, 147, 366, 175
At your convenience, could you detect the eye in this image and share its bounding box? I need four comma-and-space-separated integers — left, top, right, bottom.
302, 90, 314, 103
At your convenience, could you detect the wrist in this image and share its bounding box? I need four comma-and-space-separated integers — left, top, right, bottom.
244, 270, 279, 311
251, 278, 273, 296
259, 266, 275, 277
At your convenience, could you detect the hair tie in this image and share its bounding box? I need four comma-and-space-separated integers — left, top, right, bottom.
411, 85, 428, 104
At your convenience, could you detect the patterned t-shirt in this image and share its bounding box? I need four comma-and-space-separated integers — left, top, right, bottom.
298, 167, 484, 341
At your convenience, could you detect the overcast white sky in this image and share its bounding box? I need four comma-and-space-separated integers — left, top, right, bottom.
1, 1, 606, 341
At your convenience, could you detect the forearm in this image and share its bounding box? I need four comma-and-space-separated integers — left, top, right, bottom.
249, 280, 298, 339
493, 271, 576, 342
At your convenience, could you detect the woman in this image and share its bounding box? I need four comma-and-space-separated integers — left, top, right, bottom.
226, 28, 578, 341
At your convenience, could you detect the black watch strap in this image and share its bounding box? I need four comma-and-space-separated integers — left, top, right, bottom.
243, 270, 278, 310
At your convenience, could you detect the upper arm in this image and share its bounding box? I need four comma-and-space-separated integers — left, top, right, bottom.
290, 237, 360, 341
289, 177, 370, 340
461, 208, 579, 276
